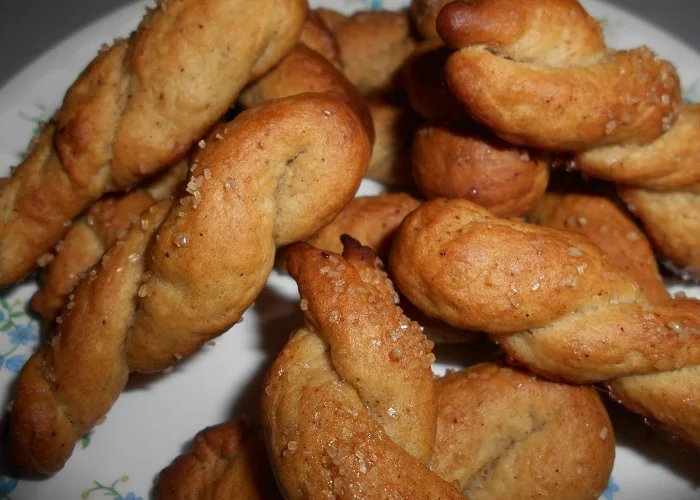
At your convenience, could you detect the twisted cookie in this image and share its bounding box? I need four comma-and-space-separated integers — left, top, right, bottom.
278, 194, 481, 345
31, 161, 187, 323
297, 193, 421, 262
0, 0, 307, 288
300, 11, 343, 69
434, 363, 614, 499
366, 99, 418, 186
10, 91, 370, 474
239, 45, 374, 144
437, 0, 682, 151
262, 238, 460, 498
576, 104, 700, 191
530, 191, 669, 303
275, 193, 420, 274
413, 123, 549, 217
390, 199, 700, 445
620, 188, 700, 282
403, 40, 466, 123
155, 421, 278, 499
327, 10, 418, 97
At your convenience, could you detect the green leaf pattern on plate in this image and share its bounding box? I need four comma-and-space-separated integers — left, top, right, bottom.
81, 476, 142, 500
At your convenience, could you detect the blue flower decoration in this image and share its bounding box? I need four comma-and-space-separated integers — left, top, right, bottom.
601, 476, 620, 500
0, 475, 19, 498
117, 494, 142, 500
7, 325, 37, 346
5, 355, 28, 374
370, 0, 383, 8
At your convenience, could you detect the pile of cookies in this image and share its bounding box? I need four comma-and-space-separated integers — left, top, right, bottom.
1, 0, 699, 498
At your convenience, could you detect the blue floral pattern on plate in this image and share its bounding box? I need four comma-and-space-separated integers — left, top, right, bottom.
343, 0, 383, 9
0, 299, 38, 374
0, 477, 18, 500
601, 476, 620, 500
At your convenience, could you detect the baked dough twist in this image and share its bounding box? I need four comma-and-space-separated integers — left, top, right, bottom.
31, 161, 187, 323
323, 10, 418, 97
298, 193, 421, 262
262, 237, 461, 498
155, 421, 278, 499
620, 188, 700, 282
279, 194, 483, 345
403, 41, 467, 123
576, 104, 700, 191
365, 99, 418, 186
434, 363, 614, 499
390, 199, 700, 446
0, 0, 307, 288
10, 90, 370, 474
530, 191, 669, 303
239, 45, 374, 144
437, 0, 682, 151
301, 11, 343, 69
413, 123, 549, 217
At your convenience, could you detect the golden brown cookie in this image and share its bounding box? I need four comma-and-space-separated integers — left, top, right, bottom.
262, 237, 461, 498
576, 104, 700, 191
434, 363, 614, 500
0, 0, 308, 288
240, 44, 374, 145
31, 161, 187, 323
366, 99, 418, 185
530, 191, 669, 303
390, 199, 700, 445
155, 422, 279, 499
403, 40, 467, 122
10, 90, 370, 474
413, 123, 549, 217
332, 10, 418, 96
438, 0, 682, 151
620, 188, 700, 281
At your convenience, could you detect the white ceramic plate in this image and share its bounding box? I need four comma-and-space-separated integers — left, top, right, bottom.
1, 0, 699, 498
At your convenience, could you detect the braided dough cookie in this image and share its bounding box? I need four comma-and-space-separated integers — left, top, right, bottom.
155, 421, 278, 499
298, 193, 421, 261
322, 9, 418, 96
434, 363, 614, 499
366, 99, 418, 186
576, 104, 700, 191
530, 191, 669, 303
0, 0, 308, 288
403, 40, 466, 123
437, 0, 683, 151
10, 89, 370, 474
276, 193, 420, 275
301, 11, 344, 68
239, 45, 374, 144
413, 123, 549, 217
263, 237, 461, 498
278, 193, 483, 345
620, 188, 700, 282
390, 199, 700, 446
31, 161, 187, 323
